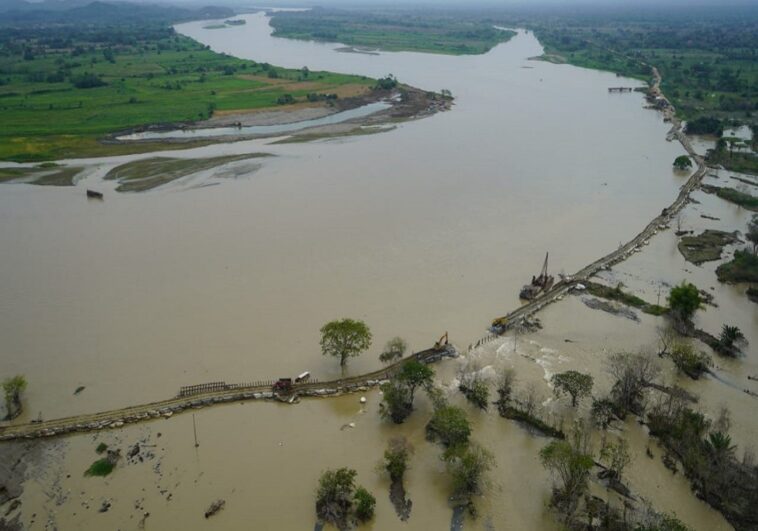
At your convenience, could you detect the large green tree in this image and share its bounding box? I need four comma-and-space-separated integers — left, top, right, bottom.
551, 370, 593, 407
320, 319, 372, 367
667, 281, 701, 324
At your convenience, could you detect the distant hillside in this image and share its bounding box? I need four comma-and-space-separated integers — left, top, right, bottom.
0, 1, 234, 25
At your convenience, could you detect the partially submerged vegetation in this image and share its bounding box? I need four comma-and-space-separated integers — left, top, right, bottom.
716, 250, 758, 283
0, 164, 82, 186
104, 154, 269, 192
510, 5, 758, 125
701, 185, 758, 212
584, 281, 668, 316
270, 8, 516, 55
677, 229, 739, 265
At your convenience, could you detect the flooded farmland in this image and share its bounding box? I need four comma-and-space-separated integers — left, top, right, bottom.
1, 11, 754, 531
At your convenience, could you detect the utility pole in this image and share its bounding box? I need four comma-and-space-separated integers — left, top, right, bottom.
192, 413, 199, 448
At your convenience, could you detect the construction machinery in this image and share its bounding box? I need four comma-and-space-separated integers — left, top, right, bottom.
519, 253, 554, 300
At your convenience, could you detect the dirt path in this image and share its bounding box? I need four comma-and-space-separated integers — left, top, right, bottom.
0, 347, 455, 442
490, 63, 706, 332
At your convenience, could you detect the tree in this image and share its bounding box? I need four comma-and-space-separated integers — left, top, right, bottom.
426, 405, 471, 449
379, 337, 406, 364
495, 368, 516, 415
320, 319, 372, 367
379, 380, 413, 423
746, 215, 758, 254
673, 155, 692, 171
396, 360, 433, 404
315, 468, 356, 528
667, 281, 701, 324
719, 324, 745, 353
551, 371, 593, 407
606, 352, 660, 415
669, 341, 712, 378
459, 365, 489, 410
539, 435, 594, 516
383, 437, 413, 483
591, 398, 616, 429
599, 438, 632, 483
445, 442, 494, 498
3, 375, 27, 420
379, 360, 434, 424
353, 487, 375, 522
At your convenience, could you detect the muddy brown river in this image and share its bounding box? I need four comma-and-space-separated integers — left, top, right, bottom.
1, 11, 753, 530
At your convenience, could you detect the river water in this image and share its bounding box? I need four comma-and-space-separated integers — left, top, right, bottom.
1, 11, 743, 531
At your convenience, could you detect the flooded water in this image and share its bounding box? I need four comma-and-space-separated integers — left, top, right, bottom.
1, 11, 746, 531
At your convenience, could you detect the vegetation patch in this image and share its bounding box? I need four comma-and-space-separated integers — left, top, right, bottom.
269, 125, 395, 144
270, 9, 516, 55
85, 458, 115, 477
0, 165, 82, 186
104, 153, 269, 192
716, 250, 758, 283
0, 18, 375, 161
708, 150, 758, 176
584, 281, 668, 316
677, 229, 740, 265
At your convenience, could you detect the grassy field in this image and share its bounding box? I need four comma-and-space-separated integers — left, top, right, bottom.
516, 6, 758, 126
269, 8, 515, 55
0, 28, 374, 162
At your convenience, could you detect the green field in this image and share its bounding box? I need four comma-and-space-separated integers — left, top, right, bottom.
515, 8, 758, 127
270, 9, 515, 55
0, 27, 374, 162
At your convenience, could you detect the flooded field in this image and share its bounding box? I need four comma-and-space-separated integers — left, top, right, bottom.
1, 11, 753, 531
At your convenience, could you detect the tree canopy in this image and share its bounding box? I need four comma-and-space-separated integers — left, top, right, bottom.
379, 336, 407, 364
2, 374, 27, 419
551, 370, 593, 407
319, 319, 372, 367
673, 155, 693, 170
667, 281, 701, 323
426, 404, 471, 449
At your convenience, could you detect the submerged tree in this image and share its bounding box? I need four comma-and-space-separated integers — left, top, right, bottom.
315, 468, 356, 529
320, 319, 372, 367
380, 360, 434, 424
2, 375, 27, 420
379, 337, 407, 364
599, 438, 632, 484
673, 155, 693, 171
606, 351, 660, 416
353, 486, 376, 522
539, 423, 594, 517
719, 324, 746, 354
494, 367, 516, 415
383, 437, 413, 483
459, 365, 489, 410
445, 442, 495, 500
667, 281, 701, 326
426, 404, 471, 449
551, 371, 593, 407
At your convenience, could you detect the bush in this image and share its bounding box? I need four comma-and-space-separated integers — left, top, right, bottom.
383, 437, 412, 482
72, 73, 106, 89
85, 458, 115, 477
95, 442, 108, 454
669, 342, 712, 378
353, 487, 375, 522
426, 405, 470, 448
